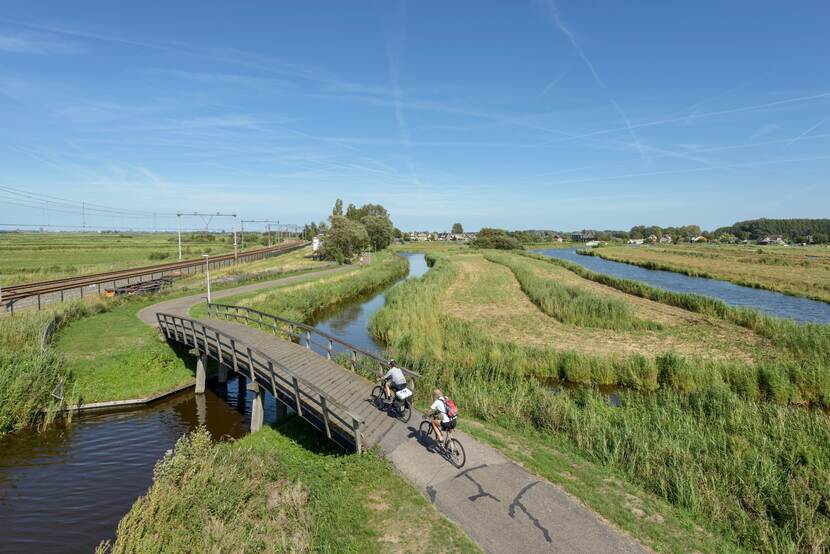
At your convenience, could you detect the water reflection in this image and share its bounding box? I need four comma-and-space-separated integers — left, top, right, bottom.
0, 376, 283, 554
535, 248, 830, 324
0, 252, 430, 554
311, 253, 429, 353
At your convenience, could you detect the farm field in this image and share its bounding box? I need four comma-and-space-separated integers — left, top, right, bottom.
370, 246, 830, 552
586, 243, 830, 303
0, 232, 246, 286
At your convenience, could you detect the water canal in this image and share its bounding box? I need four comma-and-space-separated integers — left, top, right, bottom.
0, 253, 427, 554
535, 248, 830, 324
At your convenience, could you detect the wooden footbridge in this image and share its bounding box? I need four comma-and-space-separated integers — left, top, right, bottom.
156, 303, 419, 453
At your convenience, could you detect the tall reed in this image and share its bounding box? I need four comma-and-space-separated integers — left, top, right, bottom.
234, 251, 408, 322
371, 252, 830, 552
0, 298, 110, 434
484, 251, 660, 330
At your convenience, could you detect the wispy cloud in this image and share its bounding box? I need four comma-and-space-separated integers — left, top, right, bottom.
0, 32, 82, 55
787, 114, 830, 146
541, 0, 649, 165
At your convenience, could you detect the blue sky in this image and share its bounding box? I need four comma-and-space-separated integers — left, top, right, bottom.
1, 1, 829, 232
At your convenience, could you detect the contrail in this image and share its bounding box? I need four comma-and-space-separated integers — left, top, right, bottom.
787, 114, 830, 146
545, 0, 648, 165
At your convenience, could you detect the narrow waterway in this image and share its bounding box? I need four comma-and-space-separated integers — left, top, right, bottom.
310, 252, 429, 352
0, 253, 427, 554
535, 248, 830, 324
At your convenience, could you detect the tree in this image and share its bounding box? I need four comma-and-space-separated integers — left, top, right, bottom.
471, 228, 522, 250
361, 215, 394, 251
345, 203, 359, 220
332, 198, 343, 217
320, 216, 368, 264
452, 223, 464, 234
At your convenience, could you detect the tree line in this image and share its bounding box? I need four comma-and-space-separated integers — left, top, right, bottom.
301, 199, 402, 263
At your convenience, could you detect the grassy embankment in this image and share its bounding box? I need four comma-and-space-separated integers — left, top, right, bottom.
0, 299, 114, 434
0, 232, 240, 286
52, 247, 332, 403
98, 420, 479, 553
370, 249, 830, 553
195, 250, 408, 322
582, 243, 830, 303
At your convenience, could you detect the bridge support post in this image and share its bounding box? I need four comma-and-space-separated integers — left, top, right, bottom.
248, 381, 264, 432
195, 355, 207, 394
217, 363, 228, 383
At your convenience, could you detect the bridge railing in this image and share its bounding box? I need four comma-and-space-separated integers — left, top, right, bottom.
156, 312, 366, 453
206, 302, 420, 391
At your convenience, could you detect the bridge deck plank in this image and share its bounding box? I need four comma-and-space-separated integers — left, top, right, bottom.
198, 318, 389, 447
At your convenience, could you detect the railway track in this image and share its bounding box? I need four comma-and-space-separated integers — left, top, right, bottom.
1, 242, 306, 306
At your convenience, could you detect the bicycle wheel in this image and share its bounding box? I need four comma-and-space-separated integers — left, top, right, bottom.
419, 420, 434, 441
398, 401, 412, 423
370, 386, 385, 409
448, 438, 466, 468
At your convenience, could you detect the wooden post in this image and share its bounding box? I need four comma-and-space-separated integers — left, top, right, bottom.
195, 355, 207, 394
292, 376, 303, 416
231, 339, 238, 373
248, 381, 264, 432
97, 283, 101, 295
217, 362, 228, 383
215, 331, 224, 365
327, 339, 333, 360
353, 417, 362, 454
37, 295, 41, 310
320, 395, 332, 439
247, 347, 255, 381
272, 323, 278, 336
305, 331, 311, 350
351, 350, 356, 371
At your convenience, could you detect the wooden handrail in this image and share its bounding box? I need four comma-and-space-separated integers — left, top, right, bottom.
156, 312, 364, 452
207, 302, 421, 382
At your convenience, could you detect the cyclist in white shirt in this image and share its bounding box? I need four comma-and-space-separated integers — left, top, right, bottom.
428, 388, 456, 443
382, 360, 407, 401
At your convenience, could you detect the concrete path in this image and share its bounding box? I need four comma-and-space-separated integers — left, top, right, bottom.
140, 265, 648, 554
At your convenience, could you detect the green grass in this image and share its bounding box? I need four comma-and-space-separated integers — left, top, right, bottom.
99, 420, 479, 553
0, 232, 243, 286
53, 298, 198, 403
485, 251, 661, 330
524, 252, 830, 378
462, 419, 746, 553
580, 244, 830, 303
199, 250, 408, 323
370, 251, 830, 552
0, 299, 113, 434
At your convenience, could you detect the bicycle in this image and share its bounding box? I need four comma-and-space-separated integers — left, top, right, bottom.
370, 381, 412, 423
419, 416, 466, 468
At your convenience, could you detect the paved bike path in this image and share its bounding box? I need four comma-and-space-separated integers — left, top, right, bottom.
140, 265, 647, 553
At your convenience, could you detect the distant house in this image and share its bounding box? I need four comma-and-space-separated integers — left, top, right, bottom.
757, 235, 787, 246
691, 235, 708, 243
647, 234, 659, 243
660, 234, 673, 244
571, 232, 595, 242
551, 234, 564, 243
409, 231, 431, 242
627, 238, 645, 245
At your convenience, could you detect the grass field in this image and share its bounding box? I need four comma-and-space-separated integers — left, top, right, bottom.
0, 231, 245, 286
197, 250, 407, 322
585, 243, 830, 303
99, 421, 478, 553
370, 247, 830, 552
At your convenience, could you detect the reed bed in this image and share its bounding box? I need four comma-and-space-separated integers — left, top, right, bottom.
523, 252, 830, 367
484, 252, 660, 330
231, 251, 408, 322
370, 252, 830, 552
0, 298, 111, 434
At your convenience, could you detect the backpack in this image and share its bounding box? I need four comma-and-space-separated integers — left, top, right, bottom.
442, 397, 459, 419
